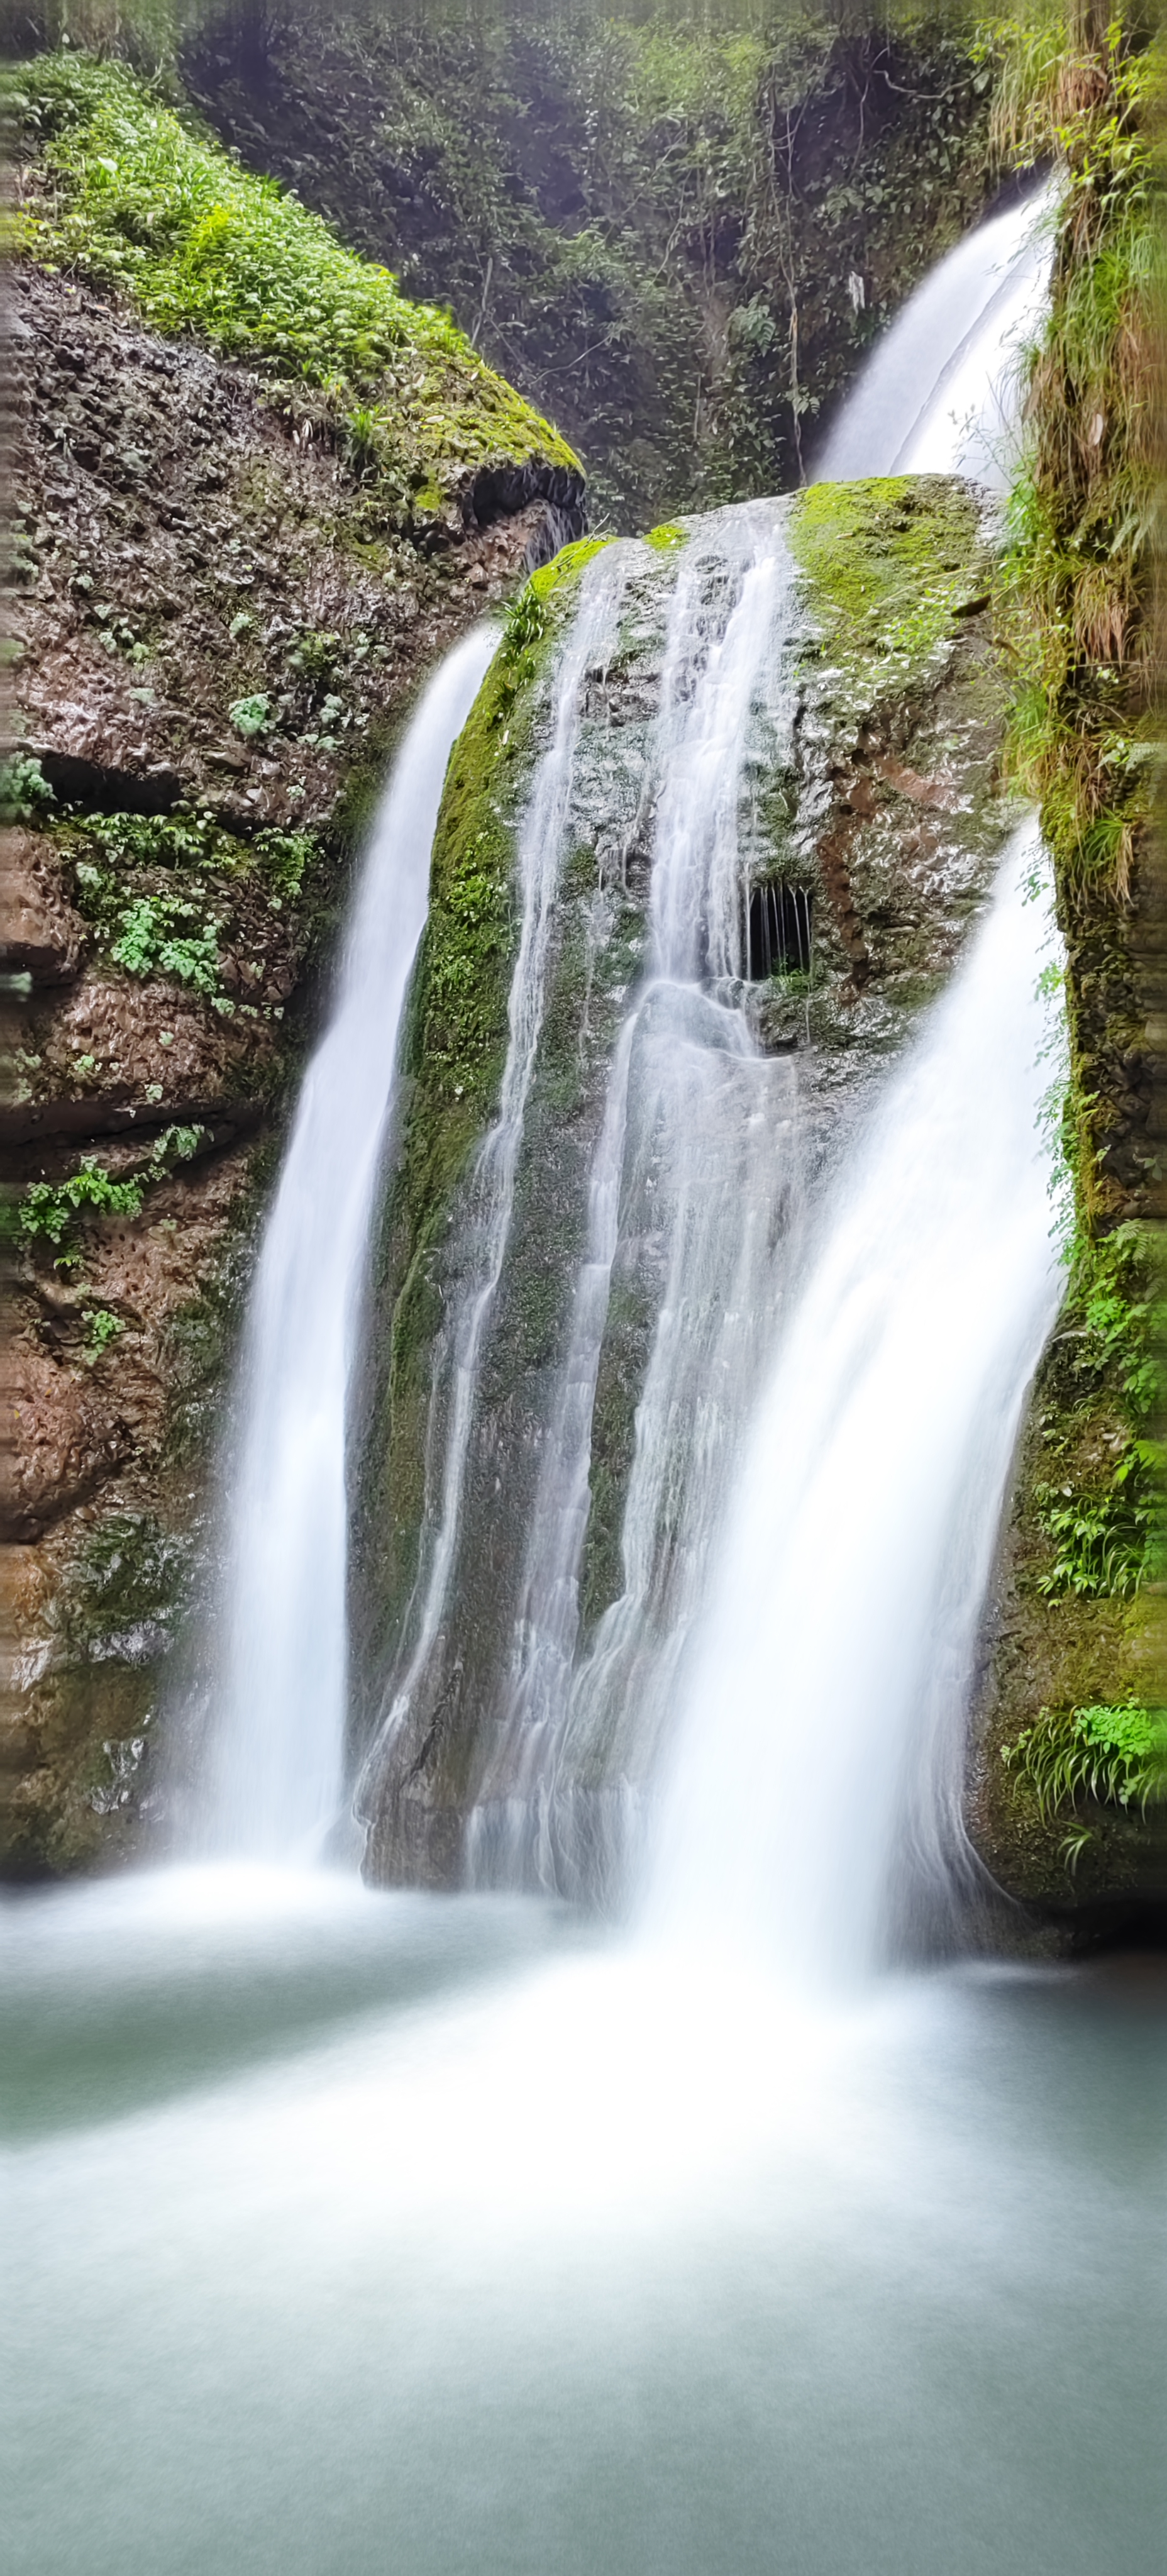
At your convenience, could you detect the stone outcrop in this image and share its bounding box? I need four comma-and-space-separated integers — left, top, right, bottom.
2, 67, 584, 1876
354, 475, 1014, 1887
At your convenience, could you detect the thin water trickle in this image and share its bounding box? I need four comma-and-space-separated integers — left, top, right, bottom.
202, 627, 498, 1862
358, 543, 633, 1824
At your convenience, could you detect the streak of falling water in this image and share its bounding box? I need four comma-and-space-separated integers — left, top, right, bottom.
358, 545, 631, 1814
646, 822, 1065, 1980
816, 182, 1056, 489
467, 506, 801, 1892
202, 628, 498, 1860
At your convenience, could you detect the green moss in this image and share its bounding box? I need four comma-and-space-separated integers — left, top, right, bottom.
529, 535, 613, 604
792, 476, 988, 713
643, 523, 689, 552
14, 53, 578, 507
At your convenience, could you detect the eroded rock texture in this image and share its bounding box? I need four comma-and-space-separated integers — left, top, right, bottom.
2, 248, 581, 1875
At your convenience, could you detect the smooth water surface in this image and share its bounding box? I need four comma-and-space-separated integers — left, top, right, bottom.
6, 1874, 1165, 2576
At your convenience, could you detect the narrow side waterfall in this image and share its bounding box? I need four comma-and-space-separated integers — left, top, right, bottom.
648, 824, 1064, 1980
816, 184, 1054, 489
358, 545, 633, 1836
202, 628, 497, 1859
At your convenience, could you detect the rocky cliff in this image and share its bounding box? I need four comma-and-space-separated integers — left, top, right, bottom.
1, 55, 582, 1874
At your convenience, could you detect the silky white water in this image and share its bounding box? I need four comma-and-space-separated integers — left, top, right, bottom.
204, 627, 497, 1860
8, 1870, 1166, 2576
359, 547, 632, 1820
17, 186, 1166, 2576
466, 505, 801, 1892
817, 183, 1055, 488
649, 824, 1066, 1979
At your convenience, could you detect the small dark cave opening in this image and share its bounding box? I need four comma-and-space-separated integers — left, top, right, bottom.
748, 882, 813, 980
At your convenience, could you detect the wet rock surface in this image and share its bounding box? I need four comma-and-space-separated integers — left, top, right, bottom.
2, 250, 582, 1879
355, 477, 1012, 1889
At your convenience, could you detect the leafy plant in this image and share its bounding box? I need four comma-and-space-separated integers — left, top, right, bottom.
13, 1160, 148, 1249
8, 1126, 208, 1262
228, 692, 273, 741
1003, 1699, 1167, 1831
0, 753, 54, 827
289, 628, 341, 684
81, 1306, 126, 1362
108, 892, 224, 998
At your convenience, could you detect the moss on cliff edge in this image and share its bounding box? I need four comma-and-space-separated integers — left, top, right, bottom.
12, 53, 578, 519
791, 475, 992, 716
970, 4, 1166, 1924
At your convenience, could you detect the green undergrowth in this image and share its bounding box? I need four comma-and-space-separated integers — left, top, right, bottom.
0, 752, 55, 828
11, 53, 577, 514
169, 2, 997, 529
984, 8, 1159, 1223
1002, 1699, 1167, 1868
64, 808, 317, 1011
8, 1124, 207, 1264
791, 476, 990, 716
1033, 1221, 1161, 1601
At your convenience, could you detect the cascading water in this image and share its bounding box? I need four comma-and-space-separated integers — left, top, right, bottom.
466, 506, 802, 1892
816, 181, 1054, 487
357, 545, 634, 1845
17, 179, 1164, 2576
202, 627, 497, 1860
647, 822, 1065, 1981
209, 168, 1060, 1909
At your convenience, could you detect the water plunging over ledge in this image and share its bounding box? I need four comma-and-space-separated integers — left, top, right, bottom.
11, 178, 1165, 2576
647, 824, 1065, 1980
816, 181, 1055, 487
201, 627, 497, 1862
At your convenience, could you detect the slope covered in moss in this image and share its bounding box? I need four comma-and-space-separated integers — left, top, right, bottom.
13, 53, 579, 525
968, 3, 1166, 1933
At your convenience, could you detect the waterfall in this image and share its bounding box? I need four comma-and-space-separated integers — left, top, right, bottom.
646, 823, 1064, 1980
202, 627, 498, 1860
466, 505, 802, 1893
358, 545, 634, 1829
816, 183, 1054, 489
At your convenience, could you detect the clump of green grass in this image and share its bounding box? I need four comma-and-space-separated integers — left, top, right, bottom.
982, 9, 1159, 913
1003, 1699, 1166, 1869
13, 54, 578, 507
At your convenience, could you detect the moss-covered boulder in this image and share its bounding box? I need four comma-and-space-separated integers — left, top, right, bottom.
355, 473, 1014, 1889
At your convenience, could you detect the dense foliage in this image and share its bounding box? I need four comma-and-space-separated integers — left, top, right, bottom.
173, 4, 997, 526
11, 50, 577, 516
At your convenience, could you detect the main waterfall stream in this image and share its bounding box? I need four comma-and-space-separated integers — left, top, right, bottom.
8, 180, 1165, 2576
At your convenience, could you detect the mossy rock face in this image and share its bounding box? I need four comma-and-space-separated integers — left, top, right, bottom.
4, 57, 585, 1880
12, 55, 580, 525
355, 474, 1015, 1888
968, 1275, 1167, 1933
